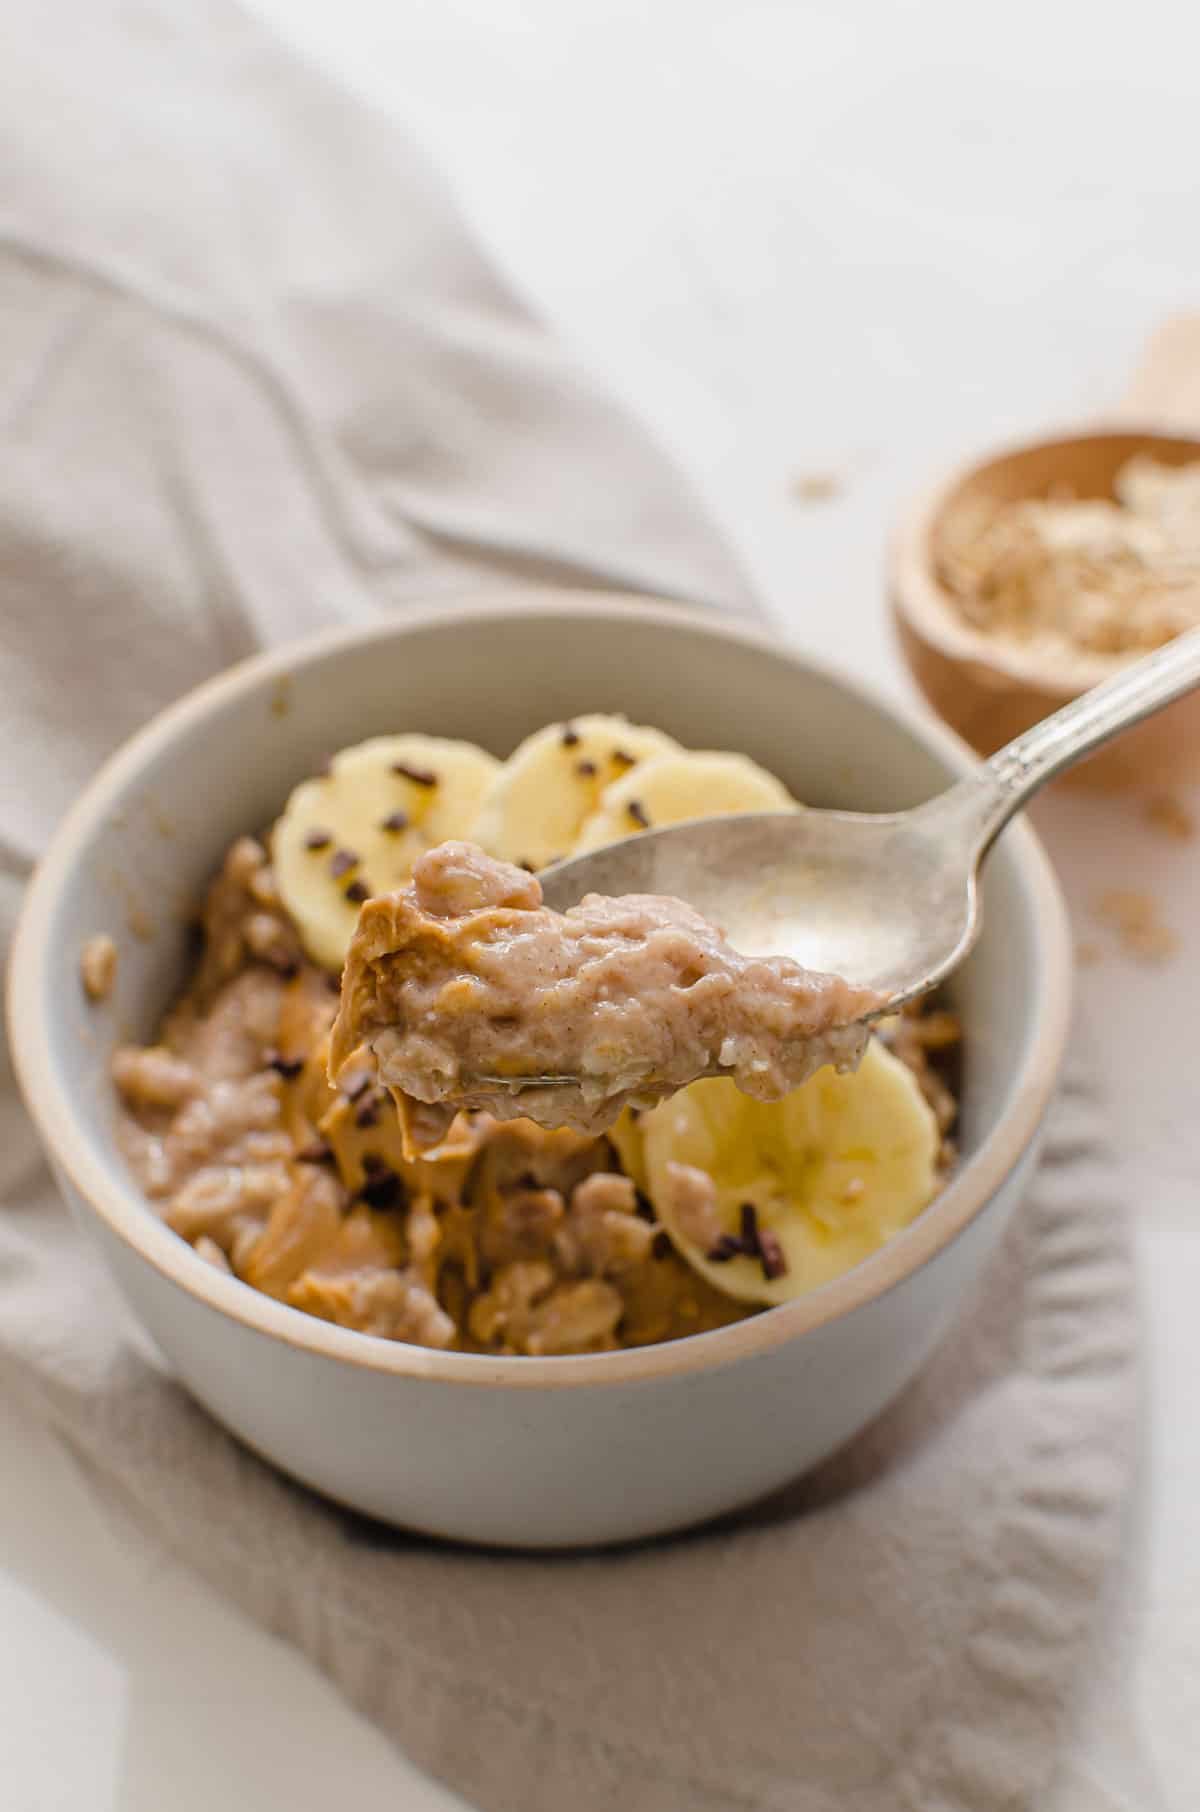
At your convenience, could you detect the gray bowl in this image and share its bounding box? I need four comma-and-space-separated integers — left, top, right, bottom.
8, 594, 1071, 1548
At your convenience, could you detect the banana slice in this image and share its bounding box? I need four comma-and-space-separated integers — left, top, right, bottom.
639, 1039, 939, 1306
472, 715, 680, 871
272, 734, 500, 970
608, 1106, 648, 1193
573, 750, 798, 853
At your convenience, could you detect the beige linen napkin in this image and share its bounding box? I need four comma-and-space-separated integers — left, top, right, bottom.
0, 4, 1135, 1810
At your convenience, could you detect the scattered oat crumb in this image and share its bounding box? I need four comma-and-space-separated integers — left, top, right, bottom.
1144, 792, 1196, 841
791, 471, 843, 504
143, 795, 176, 839
80, 934, 118, 1002
127, 907, 154, 942
1095, 889, 1179, 963
270, 675, 292, 719
1076, 940, 1103, 967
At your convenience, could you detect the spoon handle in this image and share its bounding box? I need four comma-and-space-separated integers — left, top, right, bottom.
934, 621, 1200, 851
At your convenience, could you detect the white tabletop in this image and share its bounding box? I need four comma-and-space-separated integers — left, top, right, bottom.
4, 5, 1198, 1807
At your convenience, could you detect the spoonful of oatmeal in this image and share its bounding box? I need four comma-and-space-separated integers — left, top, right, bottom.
330, 840, 883, 1152
331, 630, 1200, 1147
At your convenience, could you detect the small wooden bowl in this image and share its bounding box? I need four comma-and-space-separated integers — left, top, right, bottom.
891, 318, 1200, 789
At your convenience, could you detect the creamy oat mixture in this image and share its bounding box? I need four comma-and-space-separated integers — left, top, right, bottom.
937, 455, 1200, 657
113, 838, 766, 1352
109, 719, 962, 1356
331, 841, 881, 1152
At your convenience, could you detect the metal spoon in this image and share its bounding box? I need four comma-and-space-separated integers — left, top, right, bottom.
532, 626, 1200, 1022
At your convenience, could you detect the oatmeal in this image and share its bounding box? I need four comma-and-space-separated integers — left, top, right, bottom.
113, 719, 962, 1354
331, 842, 880, 1151
114, 838, 754, 1353
937, 455, 1200, 658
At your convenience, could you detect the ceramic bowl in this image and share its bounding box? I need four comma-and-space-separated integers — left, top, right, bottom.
8, 594, 1071, 1549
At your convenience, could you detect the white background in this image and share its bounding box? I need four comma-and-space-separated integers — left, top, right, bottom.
3, 3, 1199, 1807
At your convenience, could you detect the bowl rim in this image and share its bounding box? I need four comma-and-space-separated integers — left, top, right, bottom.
7, 590, 1073, 1391
891, 423, 1200, 696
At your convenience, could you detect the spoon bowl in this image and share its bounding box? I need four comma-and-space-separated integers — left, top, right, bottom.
541, 807, 978, 1007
